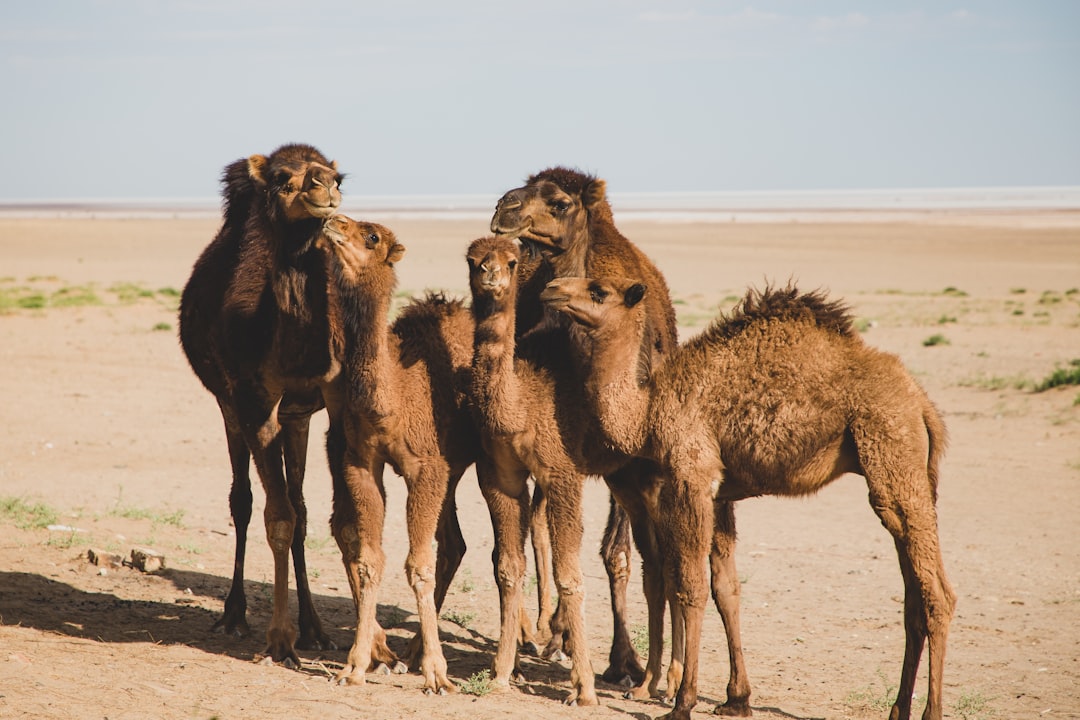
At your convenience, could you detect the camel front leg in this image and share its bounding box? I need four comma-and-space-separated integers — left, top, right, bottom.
545, 474, 598, 707
529, 483, 554, 648
658, 477, 714, 720
332, 459, 387, 686
711, 501, 751, 716
236, 389, 300, 666
212, 404, 253, 639
403, 464, 456, 695
477, 454, 530, 690
608, 479, 667, 700
281, 414, 335, 652
599, 492, 643, 686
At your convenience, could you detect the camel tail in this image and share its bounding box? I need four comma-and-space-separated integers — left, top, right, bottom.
924, 401, 948, 503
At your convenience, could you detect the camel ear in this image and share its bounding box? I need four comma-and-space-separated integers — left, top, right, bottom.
582, 178, 607, 208
248, 155, 269, 187
388, 243, 406, 264
624, 283, 647, 308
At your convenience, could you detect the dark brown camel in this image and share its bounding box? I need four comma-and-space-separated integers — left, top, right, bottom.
542, 277, 957, 720
491, 167, 680, 688
178, 145, 395, 670
319, 214, 480, 695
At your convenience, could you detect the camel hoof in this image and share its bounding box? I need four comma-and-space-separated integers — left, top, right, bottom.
520, 641, 541, 657
391, 660, 408, 675
334, 669, 365, 686
511, 670, 527, 684
714, 700, 753, 716
281, 657, 298, 670
373, 662, 391, 676
257, 655, 274, 667
546, 648, 568, 663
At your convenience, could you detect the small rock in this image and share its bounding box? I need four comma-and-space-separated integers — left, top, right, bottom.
87, 549, 124, 568
127, 547, 166, 573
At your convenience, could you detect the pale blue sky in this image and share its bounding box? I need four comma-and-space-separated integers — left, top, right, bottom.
2, 1, 1077, 200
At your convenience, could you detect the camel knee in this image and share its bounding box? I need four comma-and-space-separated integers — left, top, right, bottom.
266, 520, 294, 552
407, 563, 437, 593
603, 548, 632, 582
334, 522, 360, 558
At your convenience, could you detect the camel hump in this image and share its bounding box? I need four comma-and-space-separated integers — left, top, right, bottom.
718, 284, 855, 338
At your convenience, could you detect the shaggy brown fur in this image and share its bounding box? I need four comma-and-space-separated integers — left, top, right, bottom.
322, 216, 479, 695
491, 167, 680, 686
179, 144, 349, 663
542, 278, 956, 720
467, 236, 677, 705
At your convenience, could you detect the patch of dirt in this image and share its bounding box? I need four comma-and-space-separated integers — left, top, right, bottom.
1, 216, 1078, 719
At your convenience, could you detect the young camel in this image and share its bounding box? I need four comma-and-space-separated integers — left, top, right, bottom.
320, 214, 479, 695
541, 277, 957, 720
179, 144, 346, 662
491, 167, 680, 687
467, 236, 677, 706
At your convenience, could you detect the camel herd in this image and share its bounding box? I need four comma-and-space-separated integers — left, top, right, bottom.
178, 143, 955, 720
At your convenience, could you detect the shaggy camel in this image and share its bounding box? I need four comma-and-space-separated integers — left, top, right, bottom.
467, 235, 678, 706
179, 143, 346, 662
180, 146, 400, 671
491, 167, 680, 686
541, 278, 957, 720
320, 214, 480, 695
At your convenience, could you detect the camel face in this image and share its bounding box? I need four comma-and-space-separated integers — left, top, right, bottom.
541, 277, 646, 331
491, 170, 605, 255
320, 215, 405, 283
248, 152, 343, 223
467, 236, 519, 302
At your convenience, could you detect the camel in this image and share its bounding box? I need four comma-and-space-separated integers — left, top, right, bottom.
541, 277, 957, 720
466, 235, 681, 706
179, 143, 347, 663
491, 167, 680, 687
319, 214, 480, 695
180, 146, 401, 673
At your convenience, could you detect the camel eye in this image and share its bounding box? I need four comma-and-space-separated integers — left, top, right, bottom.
508, 259, 517, 271
552, 199, 570, 212
366, 232, 379, 249
588, 283, 609, 304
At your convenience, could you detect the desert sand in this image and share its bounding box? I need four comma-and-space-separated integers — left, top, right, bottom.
1, 209, 1078, 719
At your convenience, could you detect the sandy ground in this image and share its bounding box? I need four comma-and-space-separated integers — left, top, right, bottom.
1, 210, 1078, 719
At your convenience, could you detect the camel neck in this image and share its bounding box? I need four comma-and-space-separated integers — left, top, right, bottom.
583, 319, 652, 457
471, 292, 525, 435
338, 268, 397, 416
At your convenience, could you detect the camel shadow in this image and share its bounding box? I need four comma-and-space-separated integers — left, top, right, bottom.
0, 567, 542, 686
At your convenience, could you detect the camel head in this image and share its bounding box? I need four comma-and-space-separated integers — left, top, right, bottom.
467, 236, 520, 303
319, 214, 405, 284
540, 276, 647, 333
248, 144, 343, 223
490, 167, 609, 258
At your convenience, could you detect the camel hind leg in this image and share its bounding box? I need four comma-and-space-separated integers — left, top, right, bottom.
859, 416, 955, 720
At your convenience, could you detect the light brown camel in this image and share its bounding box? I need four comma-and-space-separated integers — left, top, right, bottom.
467, 235, 680, 706
179, 144, 351, 663
320, 214, 480, 695
541, 277, 957, 720
491, 167, 680, 687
